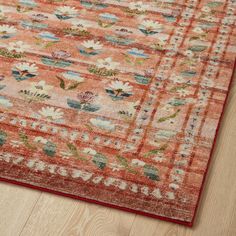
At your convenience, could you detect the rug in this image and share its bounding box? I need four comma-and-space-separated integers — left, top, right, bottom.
0, 0, 235, 227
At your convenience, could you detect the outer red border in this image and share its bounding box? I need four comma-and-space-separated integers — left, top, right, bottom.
0, 59, 235, 228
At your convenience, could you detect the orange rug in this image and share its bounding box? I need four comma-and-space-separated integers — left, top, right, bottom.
0, 0, 235, 226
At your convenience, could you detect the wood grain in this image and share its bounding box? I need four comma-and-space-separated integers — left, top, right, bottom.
0, 78, 235, 236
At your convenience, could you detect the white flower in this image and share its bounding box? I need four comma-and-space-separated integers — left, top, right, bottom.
81, 40, 103, 50
34, 136, 47, 144
90, 118, 115, 131
96, 57, 120, 70
30, 80, 53, 92
39, 106, 64, 120
129, 1, 147, 11
83, 148, 97, 155
202, 6, 211, 13
192, 27, 204, 34
170, 75, 185, 83
10, 140, 23, 148
131, 159, 145, 166
70, 19, 90, 30
0, 24, 16, 34
184, 50, 194, 58
108, 80, 133, 93
140, 19, 162, 31
55, 6, 78, 17
60, 151, 73, 159
109, 163, 124, 172
0, 96, 13, 107
201, 77, 214, 87
8, 41, 30, 53
14, 62, 38, 74
177, 89, 191, 97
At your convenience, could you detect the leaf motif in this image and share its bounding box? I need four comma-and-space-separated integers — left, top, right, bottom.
188, 45, 207, 52
67, 143, 87, 161
116, 155, 129, 167
158, 109, 180, 123
67, 82, 80, 90
56, 76, 65, 89
19, 132, 37, 150
144, 144, 168, 157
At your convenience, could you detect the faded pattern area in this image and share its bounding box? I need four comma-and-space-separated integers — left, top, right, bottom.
0, 0, 235, 226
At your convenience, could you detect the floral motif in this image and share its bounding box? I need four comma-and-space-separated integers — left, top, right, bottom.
79, 40, 103, 56
12, 62, 38, 81
54, 6, 78, 20
139, 20, 163, 35
106, 80, 133, 100
88, 57, 119, 76
0, 25, 17, 39
0, 0, 235, 225
67, 91, 100, 112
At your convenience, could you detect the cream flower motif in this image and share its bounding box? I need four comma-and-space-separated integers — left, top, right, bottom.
90, 118, 115, 131
192, 27, 204, 34
184, 50, 194, 58
0, 96, 13, 107
70, 19, 90, 30
129, 1, 148, 11
177, 89, 191, 97
8, 41, 30, 53
202, 6, 211, 13
170, 75, 185, 83
30, 80, 53, 93
83, 148, 97, 155
81, 40, 103, 50
108, 80, 133, 93
0, 24, 17, 34
14, 62, 38, 75
55, 6, 78, 19
39, 106, 64, 120
96, 57, 120, 70
131, 159, 146, 167
109, 163, 124, 172
139, 20, 162, 34
34, 136, 47, 144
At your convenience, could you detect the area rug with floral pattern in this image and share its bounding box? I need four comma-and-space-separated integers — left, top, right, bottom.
0, 0, 235, 227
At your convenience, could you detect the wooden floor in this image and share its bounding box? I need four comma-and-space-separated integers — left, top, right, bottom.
0, 76, 236, 236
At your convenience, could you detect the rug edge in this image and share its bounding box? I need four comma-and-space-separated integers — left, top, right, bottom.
191, 57, 236, 227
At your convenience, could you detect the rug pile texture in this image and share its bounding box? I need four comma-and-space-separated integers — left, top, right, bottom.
0, 0, 235, 226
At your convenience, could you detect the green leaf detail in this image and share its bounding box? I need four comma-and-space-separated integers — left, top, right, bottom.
143, 144, 168, 158
158, 109, 180, 123
19, 132, 37, 150
188, 45, 207, 52
56, 76, 65, 89
67, 143, 87, 161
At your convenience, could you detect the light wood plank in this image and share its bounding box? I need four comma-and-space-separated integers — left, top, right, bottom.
0, 182, 41, 236
20, 193, 135, 236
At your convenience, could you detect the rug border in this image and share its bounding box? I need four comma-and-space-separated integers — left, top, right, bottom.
0, 59, 235, 228
190, 57, 236, 227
